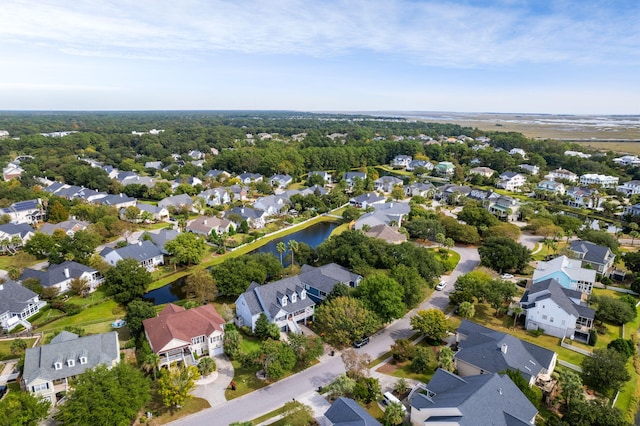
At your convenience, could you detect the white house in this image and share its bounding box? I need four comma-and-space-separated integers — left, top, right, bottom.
225, 206, 267, 229
509, 148, 527, 158
22, 331, 120, 406
496, 172, 526, 192
20, 261, 103, 294
617, 180, 640, 196
579, 174, 619, 188
469, 167, 495, 178
565, 186, 600, 209
487, 196, 521, 222
537, 180, 566, 195
435, 162, 455, 176
269, 174, 293, 189
545, 168, 578, 182
0, 281, 46, 331
198, 187, 232, 206
613, 155, 640, 166
308, 171, 332, 185
564, 150, 591, 159
520, 278, 595, 343
100, 240, 164, 271
391, 155, 412, 168
186, 216, 232, 236
0, 199, 44, 224
143, 304, 225, 367
342, 172, 367, 187
518, 164, 540, 175
373, 176, 403, 193
532, 255, 596, 294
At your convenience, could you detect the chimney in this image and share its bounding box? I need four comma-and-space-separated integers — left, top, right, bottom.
64, 268, 70, 278
501, 343, 508, 354
203, 219, 207, 225
241, 208, 245, 214
390, 202, 393, 208
498, 388, 502, 395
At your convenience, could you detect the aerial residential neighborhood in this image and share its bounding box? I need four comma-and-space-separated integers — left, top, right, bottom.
0, 112, 639, 426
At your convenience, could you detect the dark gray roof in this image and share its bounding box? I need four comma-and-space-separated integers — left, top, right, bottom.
205, 169, 230, 178
343, 172, 366, 181
324, 397, 381, 426
225, 206, 265, 221
22, 332, 120, 385
455, 320, 556, 382
20, 261, 97, 288
500, 171, 520, 179
0, 223, 33, 238
143, 229, 180, 252
299, 263, 361, 294
100, 240, 163, 262
410, 369, 536, 426
351, 192, 385, 204
94, 193, 136, 206
570, 240, 614, 265
0, 280, 40, 316
158, 193, 193, 207
521, 278, 594, 320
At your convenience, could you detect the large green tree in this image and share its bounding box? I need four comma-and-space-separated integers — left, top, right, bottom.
0, 391, 49, 426
158, 365, 200, 408
104, 258, 152, 304
410, 309, 449, 343
356, 275, 406, 323
581, 348, 631, 393
183, 268, 217, 303
478, 237, 531, 273
55, 363, 150, 426
124, 300, 156, 338
165, 232, 207, 266
315, 296, 380, 347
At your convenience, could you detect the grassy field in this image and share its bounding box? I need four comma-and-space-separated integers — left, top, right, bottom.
38, 299, 122, 332
576, 141, 640, 155
0, 337, 37, 361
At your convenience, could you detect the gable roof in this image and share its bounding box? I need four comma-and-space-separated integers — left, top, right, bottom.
39, 219, 88, 235
569, 240, 614, 265
142, 229, 180, 252
22, 331, 119, 385
0, 280, 40, 316
143, 304, 225, 353
364, 224, 407, 244
520, 278, 594, 320
0, 222, 34, 238
455, 320, 556, 383
20, 261, 97, 288
410, 369, 537, 426
532, 255, 596, 284
100, 240, 163, 263
324, 397, 381, 426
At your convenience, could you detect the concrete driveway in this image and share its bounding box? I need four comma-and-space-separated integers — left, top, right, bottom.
190, 354, 234, 407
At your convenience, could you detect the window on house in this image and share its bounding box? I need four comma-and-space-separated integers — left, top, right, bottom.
54, 362, 62, 370
291, 293, 297, 303
67, 359, 75, 367
300, 290, 306, 300
281, 297, 287, 306
80, 356, 88, 364
542, 315, 548, 320
32, 383, 49, 392
550, 317, 554, 323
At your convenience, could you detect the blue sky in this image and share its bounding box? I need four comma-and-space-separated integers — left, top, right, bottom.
1, 0, 639, 114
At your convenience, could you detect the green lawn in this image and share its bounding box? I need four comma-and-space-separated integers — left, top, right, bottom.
38, 299, 123, 333
0, 338, 37, 361
225, 360, 269, 399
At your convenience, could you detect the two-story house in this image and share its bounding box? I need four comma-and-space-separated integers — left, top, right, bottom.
579, 174, 619, 188
0, 199, 44, 225
536, 180, 566, 195
198, 187, 232, 207
616, 180, 640, 196
158, 193, 195, 212
237, 172, 264, 184
569, 240, 616, 277
349, 192, 385, 209
225, 206, 267, 229
373, 176, 403, 193
22, 331, 120, 405
354, 202, 411, 230
391, 155, 412, 169
186, 216, 232, 237
407, 159, 433, 172
518, 164, 540, 175
532, 255, 596, 294
39, 219, 89, 236
342, 172, 367, 188
565, 186, 600, 209
308, 171, 332, 185
404, 182, 435, 198
469, 167, 495, 178
0, 281, 46, 331
143, 304, 225, 367
545, 168, 578, 183
520, 278, 595, 343
100, 240, 165, 271
0, 222, 34, 253
435, 162, 455, 177
269, 174, 293, 189
487, 196, 521, 222
496, 172, 526, 192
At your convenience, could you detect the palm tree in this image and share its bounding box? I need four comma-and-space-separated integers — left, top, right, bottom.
512, 306, 524, 328
288, 240, 299, 266
276, 241, 286, 266
141, 352, 161, 380
630, 230, 640, 246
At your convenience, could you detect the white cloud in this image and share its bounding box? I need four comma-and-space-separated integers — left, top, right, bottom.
2, 0, 638, 67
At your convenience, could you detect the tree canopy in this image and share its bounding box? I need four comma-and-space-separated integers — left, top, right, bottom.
478, 237, 531, 273
104, 258, 153, 305
315, 296, 380, 347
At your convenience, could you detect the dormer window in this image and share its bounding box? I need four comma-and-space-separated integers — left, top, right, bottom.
300, 290, 306, 300
291, 293, 297, 303
281, 296, 287, 306
67, 359, 75, 367
54, 362, 63, 370
80, 356, 88, 365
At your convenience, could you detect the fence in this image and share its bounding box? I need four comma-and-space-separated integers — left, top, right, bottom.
560, 337, 593, 356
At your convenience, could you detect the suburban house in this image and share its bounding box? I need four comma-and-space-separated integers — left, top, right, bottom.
20, 261, 103, 294
142, 229, 180, 254
509, 148, 527, 158
100, 240, 165, 271
93, 193, 137, 209
186, 216, 232, 236
565, 150, 591, 159
373, 176, 403, 193
617, 180, 640, 196
579, 174, 619, 188
253, 195, 290, 216
22, 331, 120, 406
407, 159, 433, 172
625, 204, 640, 216
322, 397, 381, 426
536, 180, 566, 195
435, 161, 455, 177
188, 150, 204, 160
532, 255, 596, 294
0, 222, 34, 253
205, 169, 231, 180
613, 155, 640, 166
143, 303, 225, 367
496, 172, 526, 192
487, 196, 521, 222
308, 171, 332, 185
235, 263, 361, 332
237, 172, 263, 184
469, 167, 496, 178
158, 193, 194, 212
39, 219, 89, 236
342, 171, 367, 187
145, 161, 163, 170
225, 206, 267, 229
391, 155, 412, 169
0, 281, 46, 331
354, 202, 411, 230
349, 192, 385, 209
454, 320, 557, 386
137, 203, 170, 222
198, 187, 232, 206
468, 189, 500, 205
404, 182, 435, 198
565, 186, 600, 209
569, 240, 616, 277
0, 199, 44, 225
3, 162, 24, 181
519, 164, 540, 175
269, 174, 293, 189
436, 184, 471, 204
520, 278, 595, 343
408, 369, 537, 426
364, 224, 407, 244
545, 168, 578, 182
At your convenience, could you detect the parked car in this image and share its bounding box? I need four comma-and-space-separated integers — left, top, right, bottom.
501, 273, 514, 279
435, 280, 447, 291
353, 336, 370, 348
0, 385, 6, 400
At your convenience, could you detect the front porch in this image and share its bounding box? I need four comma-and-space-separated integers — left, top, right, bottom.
158, 347, 197, 367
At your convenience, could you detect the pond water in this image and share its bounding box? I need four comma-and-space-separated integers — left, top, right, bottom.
143, 221, 338, 305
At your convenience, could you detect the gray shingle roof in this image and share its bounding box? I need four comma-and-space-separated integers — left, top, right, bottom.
0, 280, 40, 316
521, 278, 594, 320
100, 240, 163, 263
324, 397, 381, 426
569, 240, 613, 265
410, 369, 536, 426
19, 261, 96, 288
22, 332, 119, 385
0, 222, 34, 238
455, 320, 556, 382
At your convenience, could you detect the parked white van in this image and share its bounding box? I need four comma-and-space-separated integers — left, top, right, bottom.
383, 392, 406, 412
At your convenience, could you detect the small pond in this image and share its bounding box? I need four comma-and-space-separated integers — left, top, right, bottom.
143, 221, 339, 305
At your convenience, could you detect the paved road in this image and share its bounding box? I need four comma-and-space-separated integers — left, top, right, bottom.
172, 245, 480, 425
